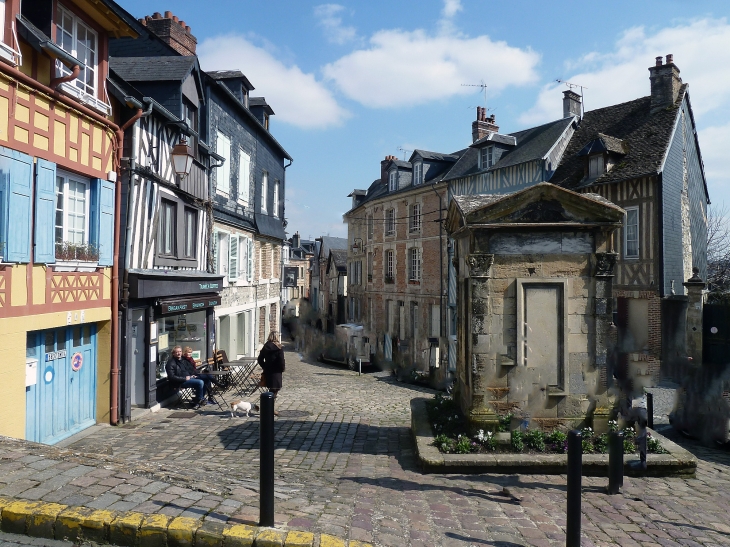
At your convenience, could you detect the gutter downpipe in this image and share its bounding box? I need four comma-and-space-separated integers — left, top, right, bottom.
50, 64, 80, 89
111, 107, 145, 426
431, 183, 445, 346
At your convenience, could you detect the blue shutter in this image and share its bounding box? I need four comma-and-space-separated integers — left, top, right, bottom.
97, 179, 115, 266
0, 148, 33, 263
34, 159, 56, 263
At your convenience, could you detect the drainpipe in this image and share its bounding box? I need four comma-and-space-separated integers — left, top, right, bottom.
50, 65, 80, 90
110, 107, 146, 426
431, 183, 445, 344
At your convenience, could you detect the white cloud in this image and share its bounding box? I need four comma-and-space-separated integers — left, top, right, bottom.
314, 4, 358, 45
198, 35, 349, 129
699, 122, 730, 200
322, 29, 539, 108
441, 0, 463, 19
519, 18, 730, 126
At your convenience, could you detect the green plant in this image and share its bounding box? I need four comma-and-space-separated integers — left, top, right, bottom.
498, 413, 513, 432
547, 430, 567, 445
608, 420, 619, 432
582, 438, 594, 453
624, 438, 636, 454
581, 426, 594, 440
474, 429, 497, 451
454, 435, 473, 454
434, 434, 454, 453
524, 429, 546, 452
594, 433, 609, 454
647, 435, 667, 454
55, 242, 100, 262
511, 430, 524, 452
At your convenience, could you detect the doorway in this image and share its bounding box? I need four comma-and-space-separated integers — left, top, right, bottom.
130, 310, 146, 407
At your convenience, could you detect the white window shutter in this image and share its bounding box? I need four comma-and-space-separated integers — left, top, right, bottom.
229, 235, 238, 282
247, 238, 254, 282
240, 236, 248, 279
212, 228, 219, 274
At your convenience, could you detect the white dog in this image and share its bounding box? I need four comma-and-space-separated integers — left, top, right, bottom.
229, 400, 259, 418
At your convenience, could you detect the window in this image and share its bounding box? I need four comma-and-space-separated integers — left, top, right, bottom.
409, 247, 422, 281
409, 203, 422, 232
385, 250, 394, 281
430, 304, 440, 337
216, 131, 231, 195
273, 181, 279, 218
367, 214, 374, 239
183, 208, 197, 258
589, 154, 604, 179
625, 207, 639, 258
238, 149, 250, 204
55, 174, 88, 247
55, 5, 98, 98
480, 146, 494, 169
160, 199, 176, 256
411, 302, 419, 337
261, 171, 268, 213
367, 252, 373, 282
385, 208, 395, 236
413, 162, 423, 185
389, 170, 397, 192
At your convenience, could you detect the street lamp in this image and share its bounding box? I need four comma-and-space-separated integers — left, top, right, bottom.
171, 137, 194, 179
351, 237, 363, 253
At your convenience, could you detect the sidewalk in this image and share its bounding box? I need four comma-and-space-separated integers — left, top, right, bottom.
1, 344, 730, 546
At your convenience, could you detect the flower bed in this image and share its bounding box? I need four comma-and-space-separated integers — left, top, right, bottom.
427, 394, 667, 455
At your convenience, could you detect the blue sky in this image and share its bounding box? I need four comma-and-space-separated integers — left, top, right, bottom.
121, 0, 730, 239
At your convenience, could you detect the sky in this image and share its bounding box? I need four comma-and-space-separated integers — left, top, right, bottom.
120, 0, 730, 239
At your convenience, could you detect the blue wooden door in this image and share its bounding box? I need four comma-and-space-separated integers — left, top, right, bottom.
25, 326, 97, 444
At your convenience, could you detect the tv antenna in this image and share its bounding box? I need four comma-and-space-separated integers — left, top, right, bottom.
461, 81, 488, 105
556, 79, 587, 116
397, 146, 412, 161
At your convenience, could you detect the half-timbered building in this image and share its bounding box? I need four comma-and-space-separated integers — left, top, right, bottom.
108, 53, 223, 418
0, 0, 138, 443
551, 55, 709, 383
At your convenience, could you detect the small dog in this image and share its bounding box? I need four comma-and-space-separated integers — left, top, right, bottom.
229, 400, 259, 418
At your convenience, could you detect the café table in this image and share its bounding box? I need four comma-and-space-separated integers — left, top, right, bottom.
224, 359, 265, 398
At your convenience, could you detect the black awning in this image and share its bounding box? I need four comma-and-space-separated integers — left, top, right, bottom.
255, 213, 286, 240
157, 293, 220, 315
128, 269, 224, 299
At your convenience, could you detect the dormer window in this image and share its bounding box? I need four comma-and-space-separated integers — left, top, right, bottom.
588, 154, 605, 179
56, 5, 98, 99
480, 146, 494, 169
413, 162, 423, 186
389, 170, 397, 192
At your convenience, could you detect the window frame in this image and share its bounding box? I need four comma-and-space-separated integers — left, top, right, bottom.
154, 195, 201, 268
409, 247, 421, 282
409, 202, 422, 233
388, 170, 397, 192
261, 171, 268, 213
238, 148, 250, 205
413, 162, 422, 185
367, 214, 374, 239
588, 154, 605, 179
273, 180, 279, 218
385, 208, 395, 236
55, 170, 90, 249
480, 146, 494, 169
55, 4, 98, 99
624, 206, 640, 259
159, 198, 177, 257
216, 131, 231, 196
385, 249, 394, 282
183, 207, 197, 258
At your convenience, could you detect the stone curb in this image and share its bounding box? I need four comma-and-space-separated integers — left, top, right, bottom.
0, 497, 373, 547
411, 397, 697, 477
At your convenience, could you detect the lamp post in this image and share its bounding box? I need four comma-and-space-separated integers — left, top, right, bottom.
171, 137, 194, 180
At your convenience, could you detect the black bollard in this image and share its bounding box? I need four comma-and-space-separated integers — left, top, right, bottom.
607, 431, 624, 495
259, 391, 275, 527
646, 392, 654, 430
566, 430, 582, 547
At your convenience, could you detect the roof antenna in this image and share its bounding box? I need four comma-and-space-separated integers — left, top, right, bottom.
397, 146, 412, 161
556, 79, 587, 117
461, 80, 488, 107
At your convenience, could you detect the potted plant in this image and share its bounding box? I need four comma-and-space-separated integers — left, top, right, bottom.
55, 242, 100, 263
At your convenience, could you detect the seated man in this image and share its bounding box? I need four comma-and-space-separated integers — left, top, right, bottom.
165, 345, 214, 407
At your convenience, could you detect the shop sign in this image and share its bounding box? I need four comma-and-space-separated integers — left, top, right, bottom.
45, 349, 67, 362
160, 296, 220, 314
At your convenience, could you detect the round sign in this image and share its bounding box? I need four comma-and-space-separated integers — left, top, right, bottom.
711, 326, 719, 334
44, 367, 54, 383
71, 352, 83, 372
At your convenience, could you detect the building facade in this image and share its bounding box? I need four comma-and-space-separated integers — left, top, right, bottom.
0, 0, 137, 442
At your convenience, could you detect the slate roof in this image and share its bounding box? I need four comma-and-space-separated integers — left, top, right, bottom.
318, 237, 347, 261
413, 149, 461, 162
110, 56, 197, 81
551, 87, 687, 190
442, 117, 574, 182
329, 249, 348, 271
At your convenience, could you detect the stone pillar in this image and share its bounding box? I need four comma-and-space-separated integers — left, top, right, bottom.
593, 252, 618, 429
683, 267, 705, 364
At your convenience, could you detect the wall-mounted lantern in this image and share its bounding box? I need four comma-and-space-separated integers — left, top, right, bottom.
171, 137, 194, 179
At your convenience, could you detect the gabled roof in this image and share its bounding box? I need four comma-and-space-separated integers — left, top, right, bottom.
327, 249, 348, 273
443, 117, 575, 182
551, 87, 692, 190
576, 133, 628, 156
250, 97, 275, 115
386, 159, 412, 170
207, 70, 254, 91
110, 55, 198, 82
318, 236, 347, 261
411, 149, 461, 163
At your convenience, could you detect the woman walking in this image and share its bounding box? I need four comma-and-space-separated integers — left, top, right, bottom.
258, 331, 285, 403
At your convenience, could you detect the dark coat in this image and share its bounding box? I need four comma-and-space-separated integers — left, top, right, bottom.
165, 356, 197, 385
258, 341, 285, 390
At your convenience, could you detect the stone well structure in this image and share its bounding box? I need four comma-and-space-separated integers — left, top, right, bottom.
446, 183, 625, 431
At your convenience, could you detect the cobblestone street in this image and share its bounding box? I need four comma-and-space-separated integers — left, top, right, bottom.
2, 342, 730, 546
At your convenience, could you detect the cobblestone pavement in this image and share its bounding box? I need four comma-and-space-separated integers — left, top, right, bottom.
3, 342, 730, 546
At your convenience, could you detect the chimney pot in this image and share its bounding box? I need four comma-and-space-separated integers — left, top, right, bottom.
649, 55, 682, 113
163, 11, 171, 18
185, 25, 191, 32
153, 12, 162, 19
179, 20, 186, 28
655, 56, 663, 66
172, 15, 179, 22
138, 17, 146, 25
666, 53, 674, 64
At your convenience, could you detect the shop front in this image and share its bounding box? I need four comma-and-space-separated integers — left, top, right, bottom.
121, 271, 223, 420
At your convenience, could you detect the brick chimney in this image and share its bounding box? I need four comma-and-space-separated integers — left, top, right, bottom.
563, 90, 581, 118
472, 107, 499, 142
293, 231, 301, 249
649, 54, 682, 113
381, 155, 397, 183
142, 11, 197, 56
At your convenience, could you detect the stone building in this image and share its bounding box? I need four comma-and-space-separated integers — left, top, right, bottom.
311, 236, 347, 332
446, 184, 625, 429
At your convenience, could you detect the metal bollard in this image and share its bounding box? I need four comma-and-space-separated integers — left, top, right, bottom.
646, 392, 654, 430
607, 431, 624, 494
566, 430, 582, 547
259, 391, 275, 527
359, 358, 361, 376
